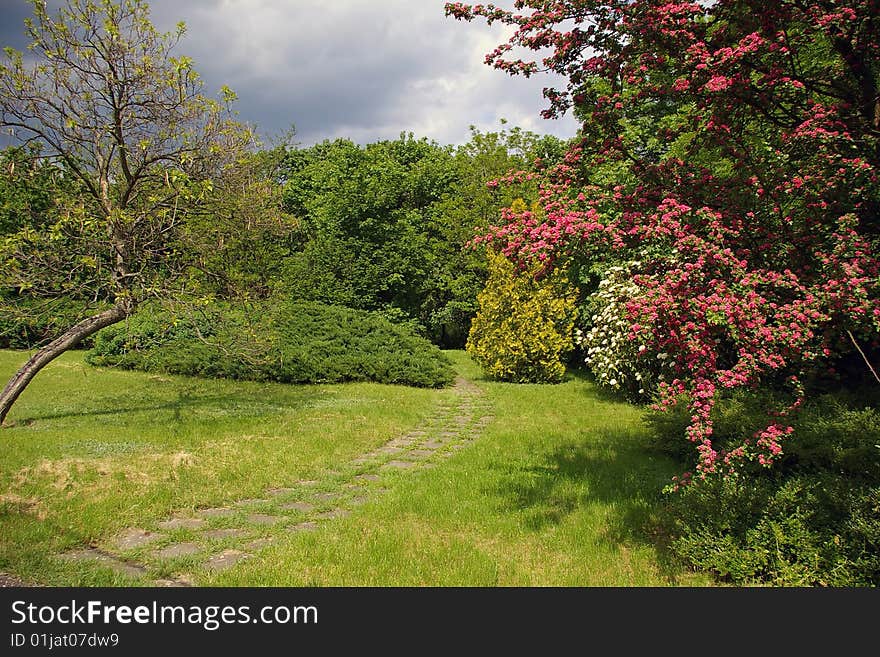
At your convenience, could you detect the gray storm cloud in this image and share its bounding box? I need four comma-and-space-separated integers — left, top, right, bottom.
0, 0, 579, 145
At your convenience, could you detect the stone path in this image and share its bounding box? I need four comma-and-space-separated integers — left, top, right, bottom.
59, 376, 492, 585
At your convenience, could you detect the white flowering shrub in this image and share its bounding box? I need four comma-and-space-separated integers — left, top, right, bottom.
575, 263, 671, 400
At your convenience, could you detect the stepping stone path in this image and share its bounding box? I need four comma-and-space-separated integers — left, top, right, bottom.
60, 548, 147, 579
113, 528, 162, 551
157, 518, 205, 530
55, 376, 491, 585
281, 502, 315, 513
206, 550, 249, 570
202, 528, 249, 541
153, 543, 200, 559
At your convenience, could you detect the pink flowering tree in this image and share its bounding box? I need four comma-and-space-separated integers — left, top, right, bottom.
446, 0, 880, 482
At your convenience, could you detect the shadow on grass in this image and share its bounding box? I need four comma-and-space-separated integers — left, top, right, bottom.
493, 427, 688, 583
15, 386, 326, 425
563, 365, 652, 407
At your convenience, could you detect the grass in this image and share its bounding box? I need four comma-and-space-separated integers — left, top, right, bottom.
0, 349, 712, 586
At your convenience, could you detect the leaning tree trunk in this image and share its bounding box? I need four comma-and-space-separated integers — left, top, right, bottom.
0, 304, 129, 426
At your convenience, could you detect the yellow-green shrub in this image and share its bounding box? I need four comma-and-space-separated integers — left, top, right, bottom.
466, 250, 577, 383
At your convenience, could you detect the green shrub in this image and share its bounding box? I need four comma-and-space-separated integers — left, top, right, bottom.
666, 473, 880, 586
651, 389, 880, 586
466, 249, 577, 383
87, 300, 454, 388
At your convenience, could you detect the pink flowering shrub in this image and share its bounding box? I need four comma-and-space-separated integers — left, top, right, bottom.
446, 0, 880, 482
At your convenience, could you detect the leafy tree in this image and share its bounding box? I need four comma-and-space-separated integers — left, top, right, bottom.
447, 0, 880, 479
0, 0, 253, 425
281, 135, 446, 322
0, 145, 74, 236
279, 126, 566, 347
0, 144, 94, 350
426, 123, 567, 345
183, 145, 298, 300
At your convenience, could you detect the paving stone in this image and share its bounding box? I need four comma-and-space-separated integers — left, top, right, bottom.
114, 528, 163, 551
280, 501, 315, 513
288, 521, 318, 532
205, 549, 250, 571
201, 528, 248, 541
60, 548, 147, 577
195, 507, 235, 518
267, 487, 298, 496
153, 543, 201, 559
349, 496, 369, 506
423, 440, 445, 449
354, 473, 380, 482
246, 513, 282, 525
154, 578, 191, 587
245, 538, 274, 550
316, 509, 350, 520
408, 449, 434, 458
377, 445, 403, 455
296, 479, 318, 486
157, 517, 205, 531
235, 498, 270, 507
382, 460, 418, 469
313, 492, 341, 502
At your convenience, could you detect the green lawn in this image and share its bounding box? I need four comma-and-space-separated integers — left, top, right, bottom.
0, 349, 711, 586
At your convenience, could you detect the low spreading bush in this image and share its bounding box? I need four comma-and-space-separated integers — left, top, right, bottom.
87, 300, 454, 388
649, 390, 880, 586
466, 250, 577, 383
666, 472, 879, 586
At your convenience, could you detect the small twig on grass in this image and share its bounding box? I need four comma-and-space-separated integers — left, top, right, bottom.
847, 330, 880, 385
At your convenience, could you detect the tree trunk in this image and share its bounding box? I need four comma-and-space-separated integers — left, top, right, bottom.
0, 304, 129, 426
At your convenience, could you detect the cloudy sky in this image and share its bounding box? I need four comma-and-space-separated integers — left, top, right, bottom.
0, 0, 580, 147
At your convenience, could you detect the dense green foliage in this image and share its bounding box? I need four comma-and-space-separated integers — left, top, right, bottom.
86, 301, 454, 388
0, 298, 103, 350
0, 124, 564, 351
649, 391, 880, 585
467, 247, 577, 383
0, 146, 68, 236
278, 127, 564, 347
182, 147, 298, 300
0, 146, 107, 349
280, 136, 452, 317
